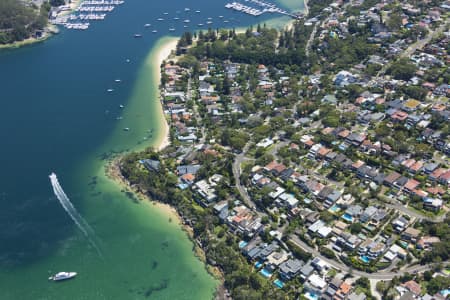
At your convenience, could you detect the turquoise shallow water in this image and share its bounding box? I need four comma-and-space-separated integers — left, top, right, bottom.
0, 0, 304, 298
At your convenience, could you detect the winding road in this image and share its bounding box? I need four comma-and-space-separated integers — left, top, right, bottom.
289, 235, 445, 280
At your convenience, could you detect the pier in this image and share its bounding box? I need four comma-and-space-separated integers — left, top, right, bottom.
50, 0, 125, 30
225, 0, 304, 20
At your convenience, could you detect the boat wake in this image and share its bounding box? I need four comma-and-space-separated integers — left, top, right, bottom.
49, 173, 103, 258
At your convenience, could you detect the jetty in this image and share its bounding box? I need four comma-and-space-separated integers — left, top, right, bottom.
225, 0, 303, 19
50, 0, 125, 30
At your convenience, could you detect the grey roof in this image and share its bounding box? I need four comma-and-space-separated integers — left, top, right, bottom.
346, 205, 363, 216
362, 206, 377, 217
327, 190, 342, 202
394, 176, 409, 186
247, 245, 263, 259
300, 263, 314, 276
326, 286, 337, 296
279, 259, 304, 276
141, 159, 161, 171
259, 242, 279, 258
330, 277, 343, 289
176, 164, 201, 176
348, 292, 366, 300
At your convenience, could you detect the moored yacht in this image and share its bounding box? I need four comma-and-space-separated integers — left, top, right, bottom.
48, 272, 77, 282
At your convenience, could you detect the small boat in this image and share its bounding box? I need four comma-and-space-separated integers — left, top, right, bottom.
152, 30, 157, 33
48, 272, 77, 282
197, 23, 203, 27
144, 23, 151, 27
123, 127, 130, 131
115, 79, 121, 82
157, 18, 164, 21
207, 17, 212, 20
183, 19, 190, 23
224, 20, 229, 23
183, 25, 188, 28
173, 17, 179, 20
206, 21, 213, 24
163, 12, 169, 15
119, 104, 124, 108
169, 27, 175, 31
134, 34, 142, 38
184, 8, 190, 11
107, 89, 114, 92
126, 59, 130, 63
195, 10, 200, 13
219, 15, 223, 18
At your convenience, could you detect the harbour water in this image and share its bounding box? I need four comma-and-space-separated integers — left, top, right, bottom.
0, 0, 303, 299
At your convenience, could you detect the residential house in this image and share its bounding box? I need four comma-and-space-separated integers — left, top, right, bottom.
401, 227, 421, 242
279, 259, 304, 281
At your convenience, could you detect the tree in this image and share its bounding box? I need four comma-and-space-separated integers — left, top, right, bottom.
0, 0, 49, 44
349, 223, 363, 234
427, 276, 450, 295
388, 58, 417, 81
376, 281, 388, 295
355, 277, 370, 290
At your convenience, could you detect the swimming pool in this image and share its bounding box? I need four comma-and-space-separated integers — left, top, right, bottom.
260, 268, 272, 278
328, 204, 341, 213
342, 213, 354, 222
399, 241, 408, 248
273, 279, 284, 288
254, 261, 263, 269
304, 291, 319, 300
239, 240, 248, 249
360, 255, 370, 263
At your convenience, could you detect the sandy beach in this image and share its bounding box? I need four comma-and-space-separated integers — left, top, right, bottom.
152, 37, 178, 151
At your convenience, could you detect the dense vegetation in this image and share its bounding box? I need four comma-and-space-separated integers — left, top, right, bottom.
0, 0, 49, 44
184, 22, 313, 72
421, 217, 450, 264
120, 147, 290, 299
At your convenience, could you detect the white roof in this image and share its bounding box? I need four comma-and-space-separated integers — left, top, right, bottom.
269, 187, 285, 199
318, 226, 332, 238
308, 274, 327, 289
384, 251, 397, 261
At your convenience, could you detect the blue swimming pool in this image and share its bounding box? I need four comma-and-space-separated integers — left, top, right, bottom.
260, 268, 272, 278
342, 213, 353, 222
254, 261, 263, 269
440, 289, 450, 297
304, 291, 319, 300
273, 279, 284, 288
360, 255, 370, 263
239, 240, 248, 249
399, 241, 408, 248
328, 204, 341, 213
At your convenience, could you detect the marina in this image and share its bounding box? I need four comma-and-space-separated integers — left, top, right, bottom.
50, 0, 125, 30
225, 0, 303, 19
